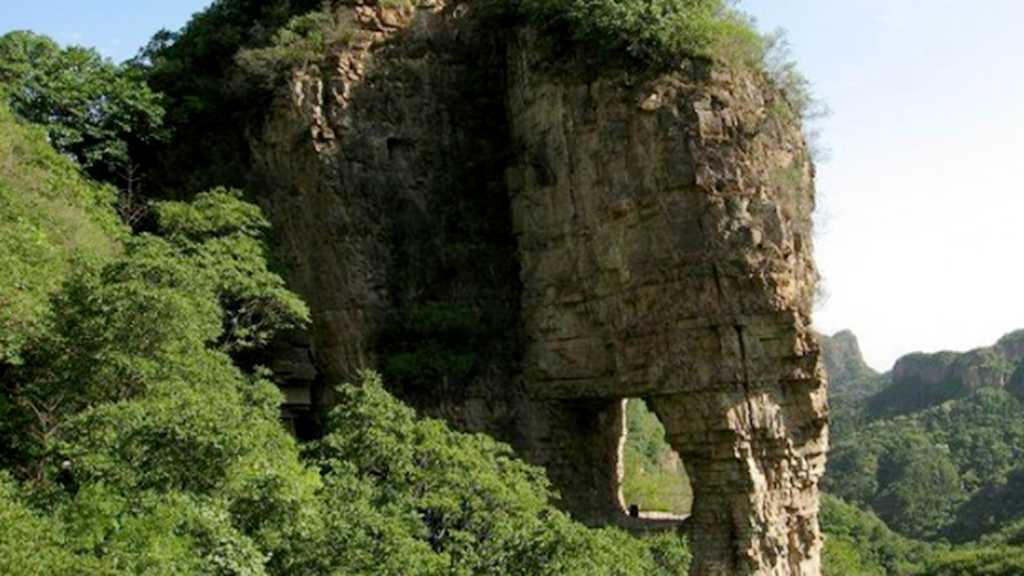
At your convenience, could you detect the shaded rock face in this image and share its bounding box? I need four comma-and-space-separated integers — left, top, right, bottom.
248, 2, 828, 574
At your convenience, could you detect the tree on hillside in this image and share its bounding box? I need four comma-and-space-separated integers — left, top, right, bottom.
0, 102, 123, 363
0, 189, 308, 480
0, 31, 165, 184
132, 0, 322, 195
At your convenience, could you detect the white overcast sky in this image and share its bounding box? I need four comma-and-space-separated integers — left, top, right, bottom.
3, 0, 1023, 371
742, 0, 1024, 370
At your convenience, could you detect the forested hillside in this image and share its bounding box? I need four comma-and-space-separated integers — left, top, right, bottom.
823, 330, 1024, 575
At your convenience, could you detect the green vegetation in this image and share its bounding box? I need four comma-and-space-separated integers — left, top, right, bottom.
485, 0, 759, 64
820, 329, 1024, 573
384, 302, 479, 389
620, 399, 691, 515
0, 84, 692, 572
868, 346, 1017, 418
483, 0, 819, 122
820, 494, 937, 576
0, 31, 165, 184
918, 546, 1024, 576
829, 384, 1024, 542
0, 103, 123, 362
305, 373, 693, 575
236, 6, 358, 84
135, 0, 323, 195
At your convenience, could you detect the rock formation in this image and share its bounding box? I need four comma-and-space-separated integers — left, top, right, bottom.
820, 330, 877, 385
248, 2, 829, 574
870, 329, 1024, 416
820, 330, 887, 401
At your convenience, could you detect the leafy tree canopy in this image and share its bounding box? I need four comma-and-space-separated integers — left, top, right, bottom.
0, 31, 165, 183
0, 102, 123, 363
303, 371, 693, 576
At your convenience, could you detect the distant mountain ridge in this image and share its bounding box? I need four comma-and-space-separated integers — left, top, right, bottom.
821, 330, 876, 383
825, 327, 1024, 558
821, 328, 1024, 416
819, 330, 887, 401
869, 329, 1024, 416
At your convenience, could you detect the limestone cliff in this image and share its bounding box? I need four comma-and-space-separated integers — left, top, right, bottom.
247, 2, 828, 574
870, 330, 1024, 416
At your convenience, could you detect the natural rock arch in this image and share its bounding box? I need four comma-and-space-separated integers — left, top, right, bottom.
249, 3, 828, 574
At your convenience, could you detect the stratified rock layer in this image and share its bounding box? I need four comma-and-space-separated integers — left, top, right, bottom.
508, 28, 827, 574
248, 2, 828, 574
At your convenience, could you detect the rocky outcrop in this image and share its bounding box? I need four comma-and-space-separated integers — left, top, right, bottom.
871, 330, 1024, 416
508, 28, 826, 573
248, 2, 828, 574
820, 330, 876, 384
820, 330, 887, 401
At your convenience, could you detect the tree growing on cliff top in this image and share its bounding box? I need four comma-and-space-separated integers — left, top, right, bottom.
495, 0, 754, 63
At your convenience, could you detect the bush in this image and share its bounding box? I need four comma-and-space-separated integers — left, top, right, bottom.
237, 7, 357, 84
488, 0, 737, 63
303, 371, 693, 575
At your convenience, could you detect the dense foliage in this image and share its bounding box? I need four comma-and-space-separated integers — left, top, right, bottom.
0, 31, 165, 184
820, 494, 937, 576
0, 99, 693, 571
820, 329, 1024, 573
0, 104, 123, 362
482, 0, 759, 64
304, 374, 693, 576
829, 383, 1024, 542
134, 0, 322, 195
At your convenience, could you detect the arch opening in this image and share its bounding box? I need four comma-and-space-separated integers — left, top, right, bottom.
617, 398, 692, 526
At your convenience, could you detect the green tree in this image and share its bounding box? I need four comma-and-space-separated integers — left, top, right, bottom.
1, 188, 307, 479
820, 494, 934, 576
0, 31, 165, 183
0, 102, 123, 363
134, 0, 321, 195
302, 371, 692, 575
1, 184, 318, 572
0, 472, 89, 575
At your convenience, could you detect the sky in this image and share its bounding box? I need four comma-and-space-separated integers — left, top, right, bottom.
2, 0, 1023, 371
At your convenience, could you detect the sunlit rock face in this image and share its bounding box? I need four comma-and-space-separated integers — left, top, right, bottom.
249, 2, 828, 574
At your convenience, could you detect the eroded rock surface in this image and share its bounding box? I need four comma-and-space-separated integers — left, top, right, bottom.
248, 2, 828, 574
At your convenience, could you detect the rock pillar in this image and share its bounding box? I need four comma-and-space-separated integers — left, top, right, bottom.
506, 30, 828, 574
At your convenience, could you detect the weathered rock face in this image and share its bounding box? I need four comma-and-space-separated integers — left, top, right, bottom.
248, 2, 828, 574
508, 28, 826, 574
